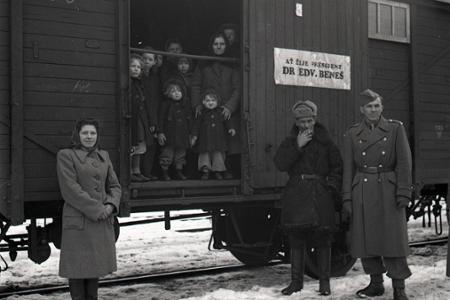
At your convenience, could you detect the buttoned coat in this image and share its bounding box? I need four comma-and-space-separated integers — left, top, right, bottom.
342, 116, 412, 257
273, 123, 343, 232
131, 78, 153, 146
191, 107, 234, 153
56, 148, 121, 278
158, 99, 192, 149
191, 62, 241, 154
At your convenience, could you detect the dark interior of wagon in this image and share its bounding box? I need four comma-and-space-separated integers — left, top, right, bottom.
130, 0, 241, 54
129, 0, 242, 185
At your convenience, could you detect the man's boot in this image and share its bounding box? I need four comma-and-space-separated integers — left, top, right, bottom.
356, 274, 385, 298
393, 279, 408, 300
281, 246, 305, 295
317, 246, 331, 296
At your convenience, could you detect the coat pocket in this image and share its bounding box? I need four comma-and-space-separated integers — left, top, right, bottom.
63, 216, 84, 230
351, 176, 361, 190
387, 172, 397, 186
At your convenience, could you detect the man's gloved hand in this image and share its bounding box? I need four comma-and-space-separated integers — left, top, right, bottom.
396, 196, 410, 209
342, 200, 352, 224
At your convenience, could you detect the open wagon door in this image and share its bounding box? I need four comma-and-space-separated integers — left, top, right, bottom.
243, 0, 368, 191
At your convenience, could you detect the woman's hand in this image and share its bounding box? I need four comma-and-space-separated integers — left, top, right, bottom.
158, 133, 166, 146
195, 105, 203, 118
228, 129, 236, 136
149, 126, 156, 134
222, 107, 231, 120
190, 136, 198, 147
297, 129, 313, 148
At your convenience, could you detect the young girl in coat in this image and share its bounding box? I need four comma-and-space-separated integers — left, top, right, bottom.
191, 89, 235, 180
129, 54, 152, 182
56, 118, 121, 300
157, 77, 192, 180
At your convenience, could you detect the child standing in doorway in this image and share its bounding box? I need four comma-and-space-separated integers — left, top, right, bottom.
157, 77, 192, 180
129, 54, 151, 182
191, 89, 235, 180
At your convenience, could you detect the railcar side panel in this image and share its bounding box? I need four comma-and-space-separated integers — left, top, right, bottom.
0, 0, 10, 218
17, 0, 121, 218
368, 40, 411, 133
245, 0, 368, 189
412, 1, 450, 186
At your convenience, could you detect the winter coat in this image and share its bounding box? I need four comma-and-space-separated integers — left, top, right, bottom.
130, 78, 152, 146
158, 99, 192, 149
191, 62, 241, 154
141, 71, 161, 131
56, 148, 121, 278
191, 107, 234, 153
273, 123, 343, 232
342, 116, 412, 258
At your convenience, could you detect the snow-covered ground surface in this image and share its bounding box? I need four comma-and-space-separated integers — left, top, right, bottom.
0, 209, 448, 300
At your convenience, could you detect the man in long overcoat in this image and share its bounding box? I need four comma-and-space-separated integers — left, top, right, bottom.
274, 100, 342, 296
342, 89, 412, 300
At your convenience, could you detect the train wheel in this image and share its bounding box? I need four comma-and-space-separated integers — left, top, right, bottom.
221, 207, 282, 266
304, 229, 356, 278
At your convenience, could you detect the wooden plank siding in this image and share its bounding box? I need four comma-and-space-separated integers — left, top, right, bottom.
0, 0, 9, 218
245, 0, 367, 189
412, 1, 450, 186
20, 0, 120, 204
368, 40, 411, 133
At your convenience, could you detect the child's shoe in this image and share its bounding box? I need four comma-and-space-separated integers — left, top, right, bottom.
200, 167, 209, 180
214, 172, 223, 180
161, 169, 171, 181
223, 170, 233, 180
175, 169, 187, 180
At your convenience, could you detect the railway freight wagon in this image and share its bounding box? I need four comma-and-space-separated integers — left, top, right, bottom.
0, 0, 449, 276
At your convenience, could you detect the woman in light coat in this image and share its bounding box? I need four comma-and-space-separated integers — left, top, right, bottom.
56, 118, 121, 300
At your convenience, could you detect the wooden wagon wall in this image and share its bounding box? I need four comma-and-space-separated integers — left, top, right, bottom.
412, 0, 450, 186
245, 0, 368, 189
14, 0, 122, 222
0, 0, 10, 217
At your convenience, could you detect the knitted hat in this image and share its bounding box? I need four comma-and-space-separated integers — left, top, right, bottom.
360, 89, 382, 106
292, 100, 318, 119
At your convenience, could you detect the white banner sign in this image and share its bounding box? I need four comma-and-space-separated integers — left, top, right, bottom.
274, 48, 351, 90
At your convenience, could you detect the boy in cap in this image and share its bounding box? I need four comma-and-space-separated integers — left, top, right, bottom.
342, 89, 412, 300
274, 100, 343, 296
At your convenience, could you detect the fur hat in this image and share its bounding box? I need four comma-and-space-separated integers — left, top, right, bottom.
292, 100, 318, 119
360, 89, 382, 106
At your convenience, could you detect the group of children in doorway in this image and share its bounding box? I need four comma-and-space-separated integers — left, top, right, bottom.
129, 24, 240, 182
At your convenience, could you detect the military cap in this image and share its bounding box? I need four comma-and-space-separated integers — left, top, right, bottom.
292, 100, 317, 119
359, 88, 383, 106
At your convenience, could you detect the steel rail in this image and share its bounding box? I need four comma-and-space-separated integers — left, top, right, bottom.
0, 262, 280, 298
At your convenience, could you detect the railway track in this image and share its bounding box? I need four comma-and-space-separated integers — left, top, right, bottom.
0, 263, 276, 298
0, 236, 446, 298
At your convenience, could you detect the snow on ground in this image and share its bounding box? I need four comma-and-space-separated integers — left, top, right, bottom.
0, 210, 449, 299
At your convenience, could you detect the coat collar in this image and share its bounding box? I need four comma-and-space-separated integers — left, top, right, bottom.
72, 148, 105, 163
356, 116, 390, 151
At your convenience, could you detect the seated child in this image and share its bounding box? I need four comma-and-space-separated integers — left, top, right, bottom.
157, 77, 192, 180
191, 89, 236, 180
